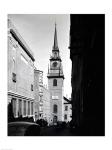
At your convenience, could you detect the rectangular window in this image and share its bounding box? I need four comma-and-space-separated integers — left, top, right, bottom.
39, 86, 43, 92
65, 106, 68, 111
53, 105, 57, 113
39, 96, 42, 101
64, 114, 67, 120
31, 84, 33, 91
53, 79, 57, 86
12, 72, 16, 82
39, 72, 43, 83
39, 106, 43, 111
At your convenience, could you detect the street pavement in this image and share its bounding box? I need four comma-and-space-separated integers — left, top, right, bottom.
40, 126, 76, 136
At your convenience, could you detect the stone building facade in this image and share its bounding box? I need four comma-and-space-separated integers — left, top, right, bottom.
34, 70, 50, 124
41, 86, 50, 124
8, 19, 35, 118
34, 68, 40, 121
47, 24, 64, 124
38, 70, 43, 119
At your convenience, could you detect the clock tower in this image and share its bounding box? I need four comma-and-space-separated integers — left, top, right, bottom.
47, 23, 64, 124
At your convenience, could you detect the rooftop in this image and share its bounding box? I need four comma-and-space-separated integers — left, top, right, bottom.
8, 19, 35, 61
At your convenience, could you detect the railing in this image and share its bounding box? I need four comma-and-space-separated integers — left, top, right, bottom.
47, 73, 64, 76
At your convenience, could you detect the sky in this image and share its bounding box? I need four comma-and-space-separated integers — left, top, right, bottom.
8, 14, 71, 98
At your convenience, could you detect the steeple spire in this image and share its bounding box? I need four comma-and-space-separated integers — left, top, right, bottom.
53, 23, 59, 50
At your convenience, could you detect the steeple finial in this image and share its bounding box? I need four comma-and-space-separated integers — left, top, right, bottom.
53, 23, 59, 50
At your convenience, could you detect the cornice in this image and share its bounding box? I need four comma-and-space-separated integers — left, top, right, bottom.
8, 91, 34, 101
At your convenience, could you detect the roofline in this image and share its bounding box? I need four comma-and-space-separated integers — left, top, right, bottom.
63, 96, 71, 103
34, 69, 43, 73
64, 102, 71, 104
47, 75, 64, 79
8, 19, 35, 61
50, 58, 62, 62
52, 49, 59, 51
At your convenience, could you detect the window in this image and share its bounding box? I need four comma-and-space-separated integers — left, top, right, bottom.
65, 106, 68, 111
39, 86, 43, 92
53, 104, 58, 113
31, 84, 33, 91
39, 95, 42, 101
53, 62, 57, 67
39, 75, 43, 83
53, 115, 57, 123
39, 72, 43, 83
53, 79, 57, 86
39, 78, 42, 83
12, 72, 16, 82
54, 52, 57, 58
64, 114, 67, 120
39, 95, 43, 102
39, 106, 42, 111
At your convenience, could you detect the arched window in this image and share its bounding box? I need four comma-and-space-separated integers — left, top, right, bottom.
53, 79, 57, 86
53, 104, 58, 113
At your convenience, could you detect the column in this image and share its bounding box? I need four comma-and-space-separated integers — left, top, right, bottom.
16, 98, 19, 117
26, 100, 28, 116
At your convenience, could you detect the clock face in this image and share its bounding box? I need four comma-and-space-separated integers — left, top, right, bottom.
53, 62, 57, 67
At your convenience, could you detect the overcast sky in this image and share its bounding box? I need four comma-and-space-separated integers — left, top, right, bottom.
8, 14, 71, 98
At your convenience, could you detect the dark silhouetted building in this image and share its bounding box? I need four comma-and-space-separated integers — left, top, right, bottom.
69, 14, 105, 135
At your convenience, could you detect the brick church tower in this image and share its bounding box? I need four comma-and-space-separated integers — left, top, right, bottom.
47, 23, 64, 124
